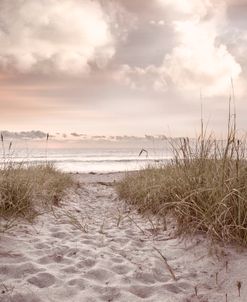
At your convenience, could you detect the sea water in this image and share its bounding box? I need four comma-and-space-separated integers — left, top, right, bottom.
1, 143, 173, 172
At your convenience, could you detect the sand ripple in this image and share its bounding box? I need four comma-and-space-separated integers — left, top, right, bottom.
1, 172, 247, 301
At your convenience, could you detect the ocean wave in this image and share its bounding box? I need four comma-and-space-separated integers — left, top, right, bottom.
0, 157, 169, 164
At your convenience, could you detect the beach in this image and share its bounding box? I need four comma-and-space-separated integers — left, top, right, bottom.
1, 0, 246, 300
1, 172, 247, 302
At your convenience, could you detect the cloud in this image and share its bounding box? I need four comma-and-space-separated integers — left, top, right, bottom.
70, 132, 86, 137
0, 0, 246, 137
0, 0, 115, 74
0, 130, 47, 140
118, 0, 242, 96
115, 64, 166, 91
161, 16, 242, 95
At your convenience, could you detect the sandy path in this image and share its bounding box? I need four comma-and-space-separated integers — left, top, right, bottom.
0, 173, 247, 302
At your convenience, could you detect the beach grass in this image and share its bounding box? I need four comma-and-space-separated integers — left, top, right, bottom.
118, 105, 247, 245
0, 140, 73, 231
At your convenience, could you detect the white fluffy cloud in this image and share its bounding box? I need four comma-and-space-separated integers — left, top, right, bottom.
162, 17, 242, 95
120, 0, 242, 96
0, 0, 115, 74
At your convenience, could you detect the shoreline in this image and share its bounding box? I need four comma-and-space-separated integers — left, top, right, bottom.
0, 172, 247, 301
71, 170, 138, 185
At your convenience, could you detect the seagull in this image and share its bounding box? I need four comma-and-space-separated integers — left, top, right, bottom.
138, 148, 148, 158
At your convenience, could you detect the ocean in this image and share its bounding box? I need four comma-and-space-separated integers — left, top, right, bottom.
0, 136, 175, 173
4, 147, 171, 173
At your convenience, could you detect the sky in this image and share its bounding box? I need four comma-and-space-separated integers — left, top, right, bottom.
0, 0, 246, 137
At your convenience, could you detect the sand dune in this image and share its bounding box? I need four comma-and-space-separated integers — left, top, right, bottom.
0, 172, 247, 302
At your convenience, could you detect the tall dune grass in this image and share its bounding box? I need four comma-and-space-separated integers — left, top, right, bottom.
118, 102, 247, 245
0, 135, 73, 231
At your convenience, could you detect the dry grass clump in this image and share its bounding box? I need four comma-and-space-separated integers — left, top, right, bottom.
30, 164, 74, 206
0, 163, 73, 230
0, 165, 34, 218
118, 107, 247, 245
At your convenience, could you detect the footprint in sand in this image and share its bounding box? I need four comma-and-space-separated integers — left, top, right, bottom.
92, 285, 121, 301
81, 239, 98, 246
34, 242, 50, 250
1, 292, 43, 302
111, 264, 132, 275
67, 278, 86, 290
111, 257, 124, 264
27, 272, 56, 288
127, 284, 155, 299
162, 283, 183, 294
61, 265, 78, 274
76, 258, 96, 269
0, 262, 42, 279
178, 281, 193, 290
84, 268, 113, 282
134, 271, 156, 284
152, 266, 171, 282
66, 248, 79, 257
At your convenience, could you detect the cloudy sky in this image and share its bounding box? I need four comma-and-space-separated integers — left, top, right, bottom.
0, 0, 246, 137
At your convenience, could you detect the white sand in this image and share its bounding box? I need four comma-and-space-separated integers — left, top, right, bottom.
1, 172, 247, 302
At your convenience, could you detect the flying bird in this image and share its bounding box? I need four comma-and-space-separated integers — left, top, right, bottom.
138, 148, 148, 158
